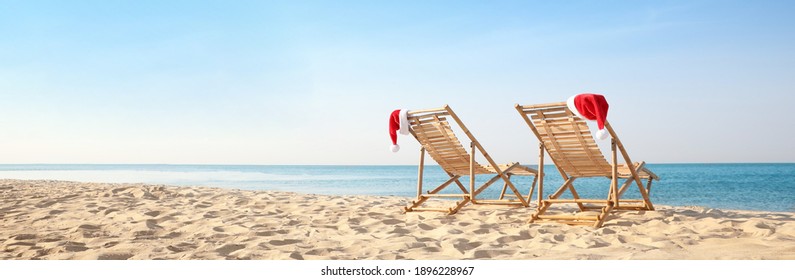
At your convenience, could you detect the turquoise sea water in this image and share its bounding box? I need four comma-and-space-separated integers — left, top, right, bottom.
1, 164, 793, 212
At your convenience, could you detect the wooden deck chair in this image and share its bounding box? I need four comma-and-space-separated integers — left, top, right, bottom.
514, 101, 659, 227
403, 105, 539, 214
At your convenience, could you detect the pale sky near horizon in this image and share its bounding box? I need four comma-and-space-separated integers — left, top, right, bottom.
1, 0, 793, 165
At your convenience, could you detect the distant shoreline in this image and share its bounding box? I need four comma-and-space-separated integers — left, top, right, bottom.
2, 163, 795, 213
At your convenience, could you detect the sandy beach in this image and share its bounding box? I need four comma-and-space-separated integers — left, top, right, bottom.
1, 179, 794, 260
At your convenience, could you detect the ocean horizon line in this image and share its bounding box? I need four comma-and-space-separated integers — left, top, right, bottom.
1, 163, 794, 212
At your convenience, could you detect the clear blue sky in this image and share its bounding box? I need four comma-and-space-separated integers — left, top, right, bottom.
1, 0, 793, 164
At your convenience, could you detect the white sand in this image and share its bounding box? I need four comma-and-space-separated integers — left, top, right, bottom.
1, 179, 794, 260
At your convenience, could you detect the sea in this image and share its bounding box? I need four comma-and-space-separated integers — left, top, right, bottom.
1, 164, 793, 212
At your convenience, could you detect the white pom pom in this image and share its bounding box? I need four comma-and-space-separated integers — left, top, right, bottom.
596, 129, 608, 140
391, 144, 400, 153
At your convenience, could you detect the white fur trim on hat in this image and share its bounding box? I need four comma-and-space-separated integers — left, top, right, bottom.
568, 95, 609, 141
398, 109, 409, 135
390, 144, 400, 153
566, 95, 586, 120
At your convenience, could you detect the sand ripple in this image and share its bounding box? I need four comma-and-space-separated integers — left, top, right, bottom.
2, 179, 794, 260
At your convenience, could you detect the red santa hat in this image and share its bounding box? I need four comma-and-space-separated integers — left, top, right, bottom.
388, 109, 409, 152
566, 93, 610, 140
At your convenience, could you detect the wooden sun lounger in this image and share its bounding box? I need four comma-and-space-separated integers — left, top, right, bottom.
515, 102, 660, 227
404, 105, 540, 214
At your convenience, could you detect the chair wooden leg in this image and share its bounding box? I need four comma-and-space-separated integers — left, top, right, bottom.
611, 139, 619, 207
529, 178, 572, 224
529, 177, 624, 228
566, 183, 586, 211
630, 162, 654, 210
499, 182, 508, 200
405, 174, 467, 213
447, 197, 471, 214
639, 180, 655, 210
537, 143, 545, 210
459, 162, 533, 207
593, 203, 614, 228
416, 147, 425, 200
550, 178, 586, 211
526, 175, 538, 203
452, 177, 469, 193
469, 142, 476, 204
501, 175, 529, 207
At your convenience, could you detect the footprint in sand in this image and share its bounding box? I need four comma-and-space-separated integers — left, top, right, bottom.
382, 218, 403, 225
134, 230, 157, 240
255, 230, 289, 237
416, 237, 436, 243
473, 228, 490, 234
453, 240, 483, 253
389, 228, 411, 235
144, 211, 161, 217
234, 198, 251, 206
166, 242, 198, 253
79, 224, 104, 237
740, 220, 776, 237
63, 241, 88, 252
195, 201, 213, 209
352, 227, 368, 234
111, 187, 130, 194
13, 234, 37, 240
269, 239, 302, 246
38, 235, 64, 243
145, 219, 164, 230
422, 247, 442, 253
474, 249, 515, 259
367, 212, 385, 218
305, 248, 332, 256
495, 232, 532, 243
57, 194, 80, 202
216, 244, 245, 256
98, 253, 134, 260
35, 200, 57, 208
346, 217, 362, 225
7, 241, 36, 247
571, 237, 610, 249
78, 224, 101, 231
418, 223, 434, 230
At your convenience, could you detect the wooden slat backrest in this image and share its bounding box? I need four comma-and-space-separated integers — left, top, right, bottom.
519, 103, 612, 177
407, 108, 490, 176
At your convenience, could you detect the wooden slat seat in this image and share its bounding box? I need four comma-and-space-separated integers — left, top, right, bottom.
484, 163, 537, 176
516, 101, 660, 228
403, 105, 540, 214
